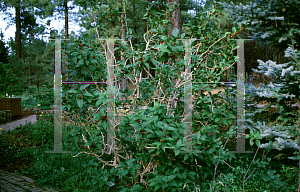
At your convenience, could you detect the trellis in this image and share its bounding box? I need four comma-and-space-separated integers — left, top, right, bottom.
46, 38, 253, 154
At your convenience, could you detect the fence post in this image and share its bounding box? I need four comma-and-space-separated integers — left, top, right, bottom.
106, 39, 116, 154
229, 39, 253, 154
183, 39, 193, 152
46, 38, 124, 155
46, 38, 71, 154
46, 37, 254, 155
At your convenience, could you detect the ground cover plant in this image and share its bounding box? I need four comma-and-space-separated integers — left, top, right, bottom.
0, 88, 298, 191
0, 1, 299, 192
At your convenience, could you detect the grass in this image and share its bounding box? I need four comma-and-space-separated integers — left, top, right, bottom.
0, 85, 299, 191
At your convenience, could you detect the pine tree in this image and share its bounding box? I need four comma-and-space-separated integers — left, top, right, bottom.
0, 31, 20, 97
212, 0, 300, 159
0, 30, 9, 64
244, 30, 300, 160
218, 0, 300, 53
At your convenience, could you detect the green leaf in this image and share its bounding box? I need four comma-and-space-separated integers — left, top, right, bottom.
209, 147, 215, 154
255, 140, 260, 147
232, 26, 236, 33
171, 28, 179, 38
180, 33, 186, 39
82, 92, 94, 97
157, 43, 171, 54
161, 36, 168, 41
150, 57, 159, 66
222, 119, 228, 126
202, 109, 210, 116
77, 99, 83, 108
144, 62, 150, 70
184, 154, 189, 161
127, 89, 133, 97
136, 69, 140, 76
196, 132, 201, 139
250, 139, 254, 146
150, 29, 158, 33
153, 142, 162, 148
144, 128, 154, 134
79, 84, 90, 90
149, 181, 157, 187
176, 139, 182, 149
167, 175, 176, 181
158, 24, 165, 33
215, 116, 221, 122
125, 74, 134, 81
161, 183, 168, 189
162, 176, 167, 182
78, 59, 84, 66
173, 167, 180, 173
155, 183, 161, 191
154, 130, 163, 138
165, 125, 175, 131
181, 171, 187, 179
188, 172, 197, 180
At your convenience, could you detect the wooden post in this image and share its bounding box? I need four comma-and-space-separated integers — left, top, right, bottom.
229, 39, 253, 154
45, 38, 71, 154
120, 1, 127, 102
106, 39, 116, 154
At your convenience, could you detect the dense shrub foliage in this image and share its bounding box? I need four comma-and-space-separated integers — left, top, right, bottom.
55, 2, 249, 191
2, 1, 297, 191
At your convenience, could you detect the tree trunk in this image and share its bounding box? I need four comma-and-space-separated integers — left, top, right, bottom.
120, 1, 127, 101
64, 0, 68, 39
15, 5, 21, 60
166, 0, 180, 38
64, 0, 69, 82
166, 0, 181, 108
226, 68, 230, 82
248, 71, 253, 85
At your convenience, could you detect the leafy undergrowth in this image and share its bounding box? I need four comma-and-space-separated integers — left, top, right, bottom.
1, 84, 298, 191
0, 108, 298, 191
0, 92, 298, 191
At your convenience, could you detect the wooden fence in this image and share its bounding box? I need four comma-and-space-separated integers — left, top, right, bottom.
0, 98, 22, 117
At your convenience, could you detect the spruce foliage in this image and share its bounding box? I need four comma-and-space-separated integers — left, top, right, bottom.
244, 29, 300, 160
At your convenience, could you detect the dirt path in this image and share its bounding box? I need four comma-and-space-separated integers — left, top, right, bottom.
0, 111, 36, 127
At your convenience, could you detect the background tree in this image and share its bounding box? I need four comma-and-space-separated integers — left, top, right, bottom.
0, 33, 17, 97
4, 6, 54, 95
219, 0, 300, 54
202, 0, 298, 86
243, 31, 300, 185
0, 30, 9, 64
0, 31, 24, 97
0, 0, 22, 60
35, 0, 78, 82
75, 0, 203, 75
0, 0, 49, 60
0, 62, 20, 97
